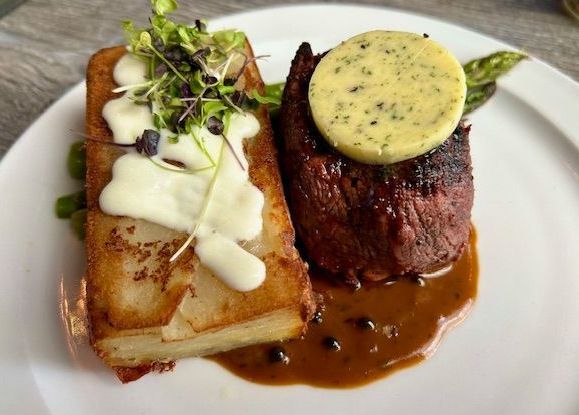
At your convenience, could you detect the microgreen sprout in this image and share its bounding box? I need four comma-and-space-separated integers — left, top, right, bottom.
75, 131, 160, 157
120, 0, 279, 148
112, 0, 282, 261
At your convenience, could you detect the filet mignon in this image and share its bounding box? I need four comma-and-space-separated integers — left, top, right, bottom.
279, 43, 474, 282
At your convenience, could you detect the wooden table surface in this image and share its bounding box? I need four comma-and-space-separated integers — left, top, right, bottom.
0, 0, 577, 158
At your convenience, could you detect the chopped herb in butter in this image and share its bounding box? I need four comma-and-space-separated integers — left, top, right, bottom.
308, 30, 466, 165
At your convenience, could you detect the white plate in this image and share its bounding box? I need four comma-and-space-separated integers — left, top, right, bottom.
1, 4, 578, 415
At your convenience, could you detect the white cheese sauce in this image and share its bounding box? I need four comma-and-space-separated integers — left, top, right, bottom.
99, 53, 266, 292
102, 95, 155, 145
103, 54, 154, 145
113, 53, 148, 86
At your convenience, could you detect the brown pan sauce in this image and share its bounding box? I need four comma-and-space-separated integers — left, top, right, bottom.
213, 229, 478, 388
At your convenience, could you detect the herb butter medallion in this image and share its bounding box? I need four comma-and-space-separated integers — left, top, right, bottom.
309, 31, 466, 165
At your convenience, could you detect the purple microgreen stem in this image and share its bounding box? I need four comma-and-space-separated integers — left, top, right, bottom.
148, 43, 188, 83
221, 133, 245, 171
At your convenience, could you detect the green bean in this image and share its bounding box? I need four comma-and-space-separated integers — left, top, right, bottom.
70, 209, 87, 240
67, 141, 86, 180
55, 190, 86, 219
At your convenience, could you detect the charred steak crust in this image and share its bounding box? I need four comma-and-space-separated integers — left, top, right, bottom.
279, 43, 474, 281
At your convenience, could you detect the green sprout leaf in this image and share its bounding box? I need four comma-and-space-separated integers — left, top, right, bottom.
250, 90, 281, 106
213, 30, 246, 51
264, 82, 284, 101
177, 25, 192, 43
117, 0, 258, 177
67, 141, 86, 180
249, 83, 285, 117
139, 31, 153, 48
150, 15, 177, 45
201, 101, 228, 125
217, 84, 236, 95
189, 70, 206, 94
152, 0, 178, 16
121, 20, 142, 46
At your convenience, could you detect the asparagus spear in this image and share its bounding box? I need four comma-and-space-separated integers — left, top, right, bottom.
463, 51, 527, 89
463, 82, 498, 115
462, 51, 527, 115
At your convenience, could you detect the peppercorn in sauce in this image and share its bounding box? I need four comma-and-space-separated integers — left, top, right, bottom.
212, 229, 478, 388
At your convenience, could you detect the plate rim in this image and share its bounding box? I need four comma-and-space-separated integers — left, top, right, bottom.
1, 3, 578, 414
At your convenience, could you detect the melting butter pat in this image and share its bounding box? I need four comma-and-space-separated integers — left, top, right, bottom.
309, 31, 466, 165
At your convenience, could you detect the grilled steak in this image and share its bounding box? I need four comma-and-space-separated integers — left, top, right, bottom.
279, 43, 474, 282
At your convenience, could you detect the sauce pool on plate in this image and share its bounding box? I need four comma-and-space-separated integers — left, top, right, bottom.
212, 229, 478, 388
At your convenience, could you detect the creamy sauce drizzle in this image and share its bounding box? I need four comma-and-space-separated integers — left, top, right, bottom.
102, 54, 155, 145
99, 54, 266, 292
